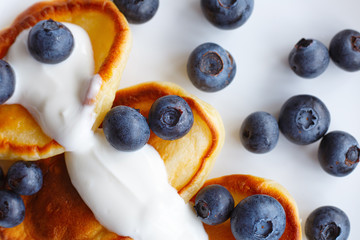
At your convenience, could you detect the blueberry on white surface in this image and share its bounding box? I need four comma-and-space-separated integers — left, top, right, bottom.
240, 111, 279, 154
194, 184, 234, 225
0, 190, 25, 228
201, 0, 254, 30
28, 19, 74, 64
278, 94, 330, 145
0, 59, 15, 104
305, 206, 350, 240
318, 131, 359, 177
329, 29, 360, 72
103, 106, 150, 151
289, 38, 330, 78
148, 95, 194, 140
187, 42, 236, 92
231, 194, 286, 240
113, 0, 159, 24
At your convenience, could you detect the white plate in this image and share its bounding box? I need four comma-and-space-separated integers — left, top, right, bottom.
2, 0, 360, 239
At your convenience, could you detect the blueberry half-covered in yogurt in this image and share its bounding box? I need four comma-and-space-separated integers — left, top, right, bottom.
187, 42, 236, 92
318, 131, 359, 177
305, 206, 350, 240
231, 194, 286, 240
240, 111, 279, 154
148, 95, 194, 140
114, 0, 159, 24
329, 29, 360, 72
103, 106, 150, 151
289, 38, 330, 78
201, 0, 254, 30
28, 19, 74, 64
194, 184, 234, 225
0, 189, 25, 228
0, 59, 15, 104
278, 94, 330, 145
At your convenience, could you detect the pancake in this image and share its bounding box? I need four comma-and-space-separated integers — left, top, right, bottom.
0, 81, 225, 239
112, 81, 225, 202
190, 174, 302, 240
0, 155, 128, 240
0, 170, 302, 240
0, 0, 131, 160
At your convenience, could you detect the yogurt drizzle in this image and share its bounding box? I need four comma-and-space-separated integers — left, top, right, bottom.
4, 23, 208, 239
5, 24, 96, 151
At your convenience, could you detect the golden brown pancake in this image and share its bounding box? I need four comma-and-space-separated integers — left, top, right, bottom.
0, 81, 225, 239
113, 81, 225, 202
0, 0, 132, 160
190, 174, 302, 240
0, 154, 131, 240
0, 169, 302, 240
0, 155, 128, 240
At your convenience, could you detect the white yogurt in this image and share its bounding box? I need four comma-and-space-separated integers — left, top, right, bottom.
4, 21, 208, 239
66, 130, 208, 240
5, 23, 97, 151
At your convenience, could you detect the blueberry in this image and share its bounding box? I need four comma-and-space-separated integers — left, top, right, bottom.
187, 42, 236, 92
103, 106, 150, 151
28, 19, 74, 64
329, 29, 360, 72
240, 111, 279, 154
318, 131, 359, 177
305, 206, 350, 240
194, 184, 234, 225
201, 0, 254, 30
0, 60, 15, 104
278, 94, 330, 145
148, 95, 194, 140
289, 38, 330, 78
6, 161, 43, 196
0, 189, 25, 228
113, 0, 159, 24
231, 194, 286, 240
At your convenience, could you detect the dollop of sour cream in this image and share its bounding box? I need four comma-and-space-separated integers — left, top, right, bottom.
4, 22, 208, 239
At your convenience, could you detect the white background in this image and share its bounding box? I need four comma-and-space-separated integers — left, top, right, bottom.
1, 0, 360, 239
